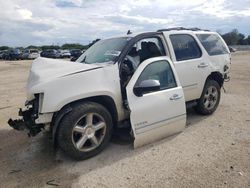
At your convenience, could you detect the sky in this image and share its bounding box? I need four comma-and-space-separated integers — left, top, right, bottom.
0, 0, 250, 47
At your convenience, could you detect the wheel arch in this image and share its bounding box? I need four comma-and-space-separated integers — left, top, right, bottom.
206, 72, 224, 87
51, 95, 118, 147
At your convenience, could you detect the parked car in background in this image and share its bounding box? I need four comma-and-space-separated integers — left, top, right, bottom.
0, 50, 8, 59
3, 48, 22, 60
58, 49, 71, 58
22, 49, 40, 59
29, 49, 40, 59
40, 50, 48, 58
70, 49, 83, 61
1, 50, 8, 60
40, 49, 60, 58
21, 50, 29, 59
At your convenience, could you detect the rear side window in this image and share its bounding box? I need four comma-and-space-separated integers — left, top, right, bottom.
196, 34, 229, 56
170, 34, 202, 61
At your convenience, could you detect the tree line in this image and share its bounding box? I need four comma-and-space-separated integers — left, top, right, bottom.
221, 29, 250, 45
0, 39, 101, 51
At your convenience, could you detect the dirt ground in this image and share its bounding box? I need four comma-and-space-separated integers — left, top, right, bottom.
0, 52, 249, 188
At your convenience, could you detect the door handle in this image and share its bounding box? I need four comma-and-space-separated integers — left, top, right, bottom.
198, 63, 208, 68
170, 94, 182, 101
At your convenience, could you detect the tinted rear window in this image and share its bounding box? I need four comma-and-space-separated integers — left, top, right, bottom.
30, 50, 38, 53
196, 34, 229, 56
170, 34, 202, 61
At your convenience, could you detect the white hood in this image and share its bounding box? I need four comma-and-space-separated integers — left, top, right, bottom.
27, 57, 102, 89
25, 57, 122, 115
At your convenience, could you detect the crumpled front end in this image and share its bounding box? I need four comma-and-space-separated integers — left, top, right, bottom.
8, 94, 45, 136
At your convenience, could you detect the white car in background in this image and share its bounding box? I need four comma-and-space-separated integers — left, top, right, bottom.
58, 49, 71, 58
8, 27, 230, 160
22, 49, 40, 59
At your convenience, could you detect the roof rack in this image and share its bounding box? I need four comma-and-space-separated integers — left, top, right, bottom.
157, 27, 210, 32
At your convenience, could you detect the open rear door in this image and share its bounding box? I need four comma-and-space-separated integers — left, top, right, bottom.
126, 57, 186, 148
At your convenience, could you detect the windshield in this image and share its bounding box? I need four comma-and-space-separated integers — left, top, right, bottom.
77, 37, 131, 64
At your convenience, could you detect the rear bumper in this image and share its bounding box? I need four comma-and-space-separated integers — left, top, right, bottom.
8, 96, 45, 136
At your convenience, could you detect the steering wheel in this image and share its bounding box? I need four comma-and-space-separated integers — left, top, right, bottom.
120, 55, 137, 86
124, 55, 137, 72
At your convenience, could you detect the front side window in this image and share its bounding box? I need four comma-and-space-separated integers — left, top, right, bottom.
135, 60, 176, 91
77, 37, 131, 64
170, 34, 202, 61
196, 34, 229, 56
126, 37, 166, 69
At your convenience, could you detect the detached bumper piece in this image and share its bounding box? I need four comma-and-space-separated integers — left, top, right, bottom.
8, 96, 44, 137
8, 108, 44, 136
8, 118, 26, 131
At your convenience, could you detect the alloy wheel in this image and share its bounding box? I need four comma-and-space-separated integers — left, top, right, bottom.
72, 113, 107, 152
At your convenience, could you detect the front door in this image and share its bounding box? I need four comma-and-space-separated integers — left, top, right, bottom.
126, 56, 186, 148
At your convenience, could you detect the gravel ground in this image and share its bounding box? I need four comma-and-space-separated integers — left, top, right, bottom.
0, 52, 249, 188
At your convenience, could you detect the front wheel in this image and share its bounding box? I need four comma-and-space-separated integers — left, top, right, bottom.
195, 80, 221, 115
57, 102, 113, 160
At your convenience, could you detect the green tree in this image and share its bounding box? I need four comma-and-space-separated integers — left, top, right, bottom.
41, 45, 60, 50
222, 29, 240, 45
61, 43, 86, 50
0, 46, 9, 50
246, 35, 250, 45
26, 45, 40, 49
237, 33, 246, 45
221, 29, 249, 45
88, 39, 101, 47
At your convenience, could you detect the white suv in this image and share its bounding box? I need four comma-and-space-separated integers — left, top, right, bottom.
8, 27, 230, 160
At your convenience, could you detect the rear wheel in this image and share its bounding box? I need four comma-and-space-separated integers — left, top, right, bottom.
195, 80, 221, 115
57, 102, 113, 160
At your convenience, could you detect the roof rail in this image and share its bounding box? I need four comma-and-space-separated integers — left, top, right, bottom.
157, 27, 210, 32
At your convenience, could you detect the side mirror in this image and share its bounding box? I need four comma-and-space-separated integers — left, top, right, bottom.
133, 79, 160, 97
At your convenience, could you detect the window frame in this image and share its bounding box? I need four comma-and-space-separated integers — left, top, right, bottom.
134, 36, 166, 57
133, 60, 177, 96
124, 36, 167, 70
118, 33, 167, 66
169, 34, 202, 62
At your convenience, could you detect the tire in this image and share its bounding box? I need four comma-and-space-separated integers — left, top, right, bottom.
195, 79, 221, 115
57, 102, 113, 160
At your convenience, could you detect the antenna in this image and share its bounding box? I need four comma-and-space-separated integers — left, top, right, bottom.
127, 30, 132, 35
